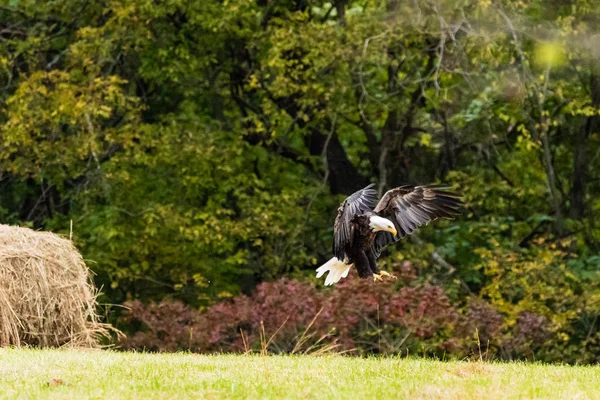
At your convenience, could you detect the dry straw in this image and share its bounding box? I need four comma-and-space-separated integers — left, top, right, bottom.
0, 224, 113, 347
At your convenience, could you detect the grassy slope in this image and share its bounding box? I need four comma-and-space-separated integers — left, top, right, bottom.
0, 349, 599, 399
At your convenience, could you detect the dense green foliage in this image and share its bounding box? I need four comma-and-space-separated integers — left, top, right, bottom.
1, 0, 600, 361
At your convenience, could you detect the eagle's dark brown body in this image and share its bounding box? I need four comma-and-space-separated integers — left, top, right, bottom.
345, 214, 380, 278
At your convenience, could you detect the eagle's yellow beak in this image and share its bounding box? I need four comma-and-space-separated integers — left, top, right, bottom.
388, 227, 397, 236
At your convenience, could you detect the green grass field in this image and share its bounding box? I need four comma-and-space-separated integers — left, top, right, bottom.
1, 349, 599, 399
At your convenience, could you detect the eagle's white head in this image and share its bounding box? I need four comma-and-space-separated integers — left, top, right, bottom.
369, 215, 397, 236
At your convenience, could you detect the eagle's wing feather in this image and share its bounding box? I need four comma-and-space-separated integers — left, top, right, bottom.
333, 184, 379, 260
371, 185, 463, 258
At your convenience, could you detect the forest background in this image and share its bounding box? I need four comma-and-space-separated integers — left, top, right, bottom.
1, 0, 600, 362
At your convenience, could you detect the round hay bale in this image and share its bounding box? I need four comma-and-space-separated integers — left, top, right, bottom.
0, 224, 111, 347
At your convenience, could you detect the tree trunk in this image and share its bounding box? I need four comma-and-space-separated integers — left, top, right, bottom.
307, 127, 369, 195
335, 0, 347, 26
569, 69, 600, 220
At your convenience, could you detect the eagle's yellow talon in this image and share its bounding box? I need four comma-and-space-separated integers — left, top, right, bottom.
373, 274, 383, 282
380, 271, 397, 280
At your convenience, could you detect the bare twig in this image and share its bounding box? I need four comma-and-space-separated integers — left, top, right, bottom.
84, 112, 101, 171
496, 5, 563, 234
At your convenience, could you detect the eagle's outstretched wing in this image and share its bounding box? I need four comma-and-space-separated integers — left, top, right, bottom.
371, 185, 463, 257
333, 183, 379, 261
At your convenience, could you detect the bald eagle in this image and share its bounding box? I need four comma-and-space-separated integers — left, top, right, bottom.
316, 184, 463, 286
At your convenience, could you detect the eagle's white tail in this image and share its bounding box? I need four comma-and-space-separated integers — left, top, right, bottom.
316, 257, 351, 286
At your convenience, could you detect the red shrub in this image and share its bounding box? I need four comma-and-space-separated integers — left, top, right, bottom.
445, 299, 508, 357
119, 270, 460, 356
197, 294, 253, 352
318, 275, 457, 353
457, 300, 504, 341
119, 300, 203, 352
502, 311, 551, 358
199, 279, 321, 353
